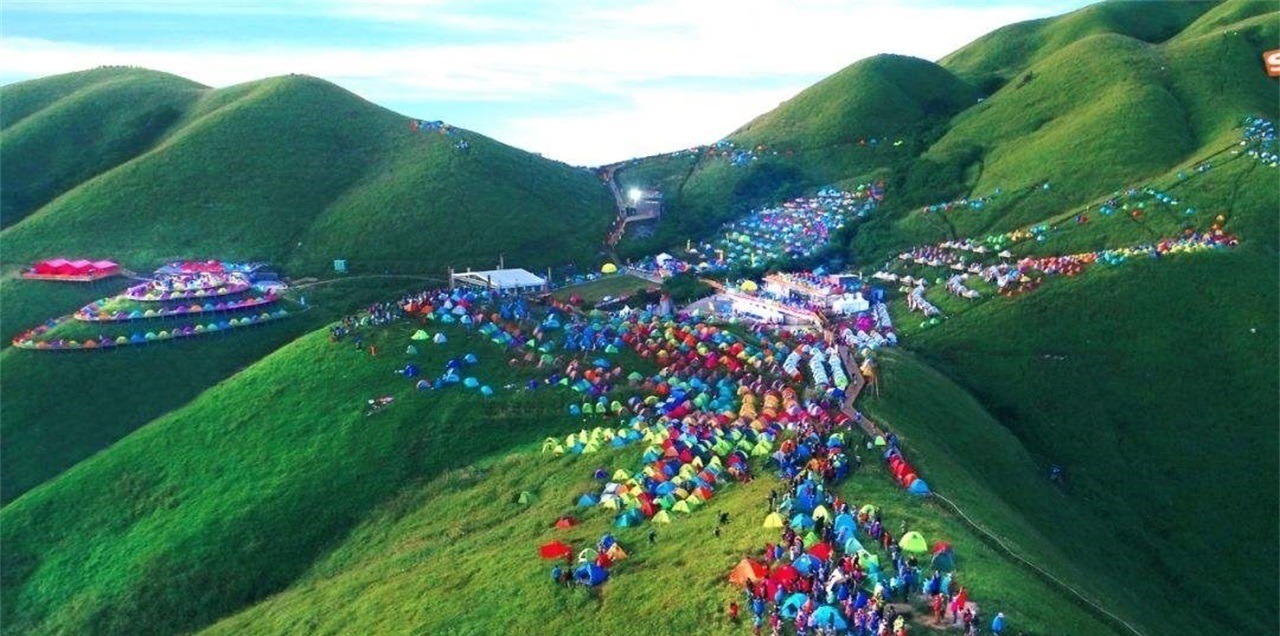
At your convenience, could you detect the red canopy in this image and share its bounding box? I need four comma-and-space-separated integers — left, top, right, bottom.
539, 540, 573, 560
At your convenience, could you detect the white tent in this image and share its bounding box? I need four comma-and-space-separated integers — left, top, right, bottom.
451, 268, 546, 293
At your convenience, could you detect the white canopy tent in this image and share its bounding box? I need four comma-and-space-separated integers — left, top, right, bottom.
451, 268, 547, 293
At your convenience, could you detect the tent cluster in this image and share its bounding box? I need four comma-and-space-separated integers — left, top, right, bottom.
409, 119, 455, 135
629, 184, 883, 277
23, 258, 120, 281
74, 291, 279, 322
920, 189, 1002, 215
123, 272, 252, 301
944, 274, 981, 300
1239, 116, 1277, 167
318, 278, 1009, 629
407, 351, 494, 396
905, 287, 941, 318
154, 260, 259, 275
834, 302, 897, 355
541, 534, 629, 588
728, 409, 983, 635
885, 211, 1239, 304
11, 309, 290, 351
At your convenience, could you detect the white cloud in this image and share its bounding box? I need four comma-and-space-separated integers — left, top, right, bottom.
0, 0, 1087, 164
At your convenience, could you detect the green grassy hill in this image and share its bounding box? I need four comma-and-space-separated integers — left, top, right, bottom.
0, 70, 614, 276
0, 276, 426, 503
0, 68, 205, 228
613, 55, 974, 256
1, 310, 1120, 636
938, 0, 1218, 91
2, 2, 1276, 636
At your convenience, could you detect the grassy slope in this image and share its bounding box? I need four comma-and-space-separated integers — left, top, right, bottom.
0, 68, 205, 228
0, 68, 612, 497
938, 0, 1219, 89
549, 273, 658, 304
0, 276, 425, 503
200, 444, 1118, 636
1, 319, 592, 636
853, 0, 1277, 263
614, 55, 976, 257
0, 70, 614, 276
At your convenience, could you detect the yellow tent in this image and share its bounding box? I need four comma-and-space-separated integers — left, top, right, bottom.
763, 512, 785, 528
740, 280, 758, 292
812, 505, 832, 522
601, 263, 618, 274
672, 500, 692, 513
652, 510, 672, 524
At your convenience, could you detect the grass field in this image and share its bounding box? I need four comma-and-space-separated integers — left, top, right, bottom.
550, 274, 659, 305
0, 276, 430, 503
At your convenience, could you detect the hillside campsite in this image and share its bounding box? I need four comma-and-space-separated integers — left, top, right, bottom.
1, 2, 1277, 636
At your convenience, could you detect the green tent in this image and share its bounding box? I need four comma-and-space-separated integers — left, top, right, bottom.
899, 530, 928, 553
411, 330, 430, 340
517, 491, 536, 505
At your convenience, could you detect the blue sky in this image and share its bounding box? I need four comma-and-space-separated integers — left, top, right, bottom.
1, 0, 1091, 165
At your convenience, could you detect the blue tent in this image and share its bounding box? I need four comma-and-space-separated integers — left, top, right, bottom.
808, 605, 848, 630
615, 509, 644, 527
577, 493, 600, 507
480, 385, 494, 397
843, 537, 865, 555
779, 592, 808, 619
833, 513, 857, 540
573, 563, 609, 586
908, 479, 931, 496
792, 554, 819, 576
790, 513, 814, 530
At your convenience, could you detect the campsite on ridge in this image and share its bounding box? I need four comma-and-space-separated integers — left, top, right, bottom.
0, 1, 1276, 636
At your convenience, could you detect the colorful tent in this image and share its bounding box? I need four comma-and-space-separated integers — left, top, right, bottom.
899, 530, 929, 553
727, 558, 767, 587
539, 540, 573, 560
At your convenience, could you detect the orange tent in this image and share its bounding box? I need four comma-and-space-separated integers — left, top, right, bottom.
727, 558, 767, 587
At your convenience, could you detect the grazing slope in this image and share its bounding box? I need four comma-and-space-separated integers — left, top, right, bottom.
0, 70, 614, 276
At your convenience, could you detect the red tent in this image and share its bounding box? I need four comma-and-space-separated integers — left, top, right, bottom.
554, 516, 578, 529
539, 540, 574, 560
770, 564, 800, 586
33, 259, 71, 275
809, 542, 833, 561
91, 260, 120, 276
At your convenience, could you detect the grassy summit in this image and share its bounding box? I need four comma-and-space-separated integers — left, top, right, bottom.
0, 70, 614, 276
